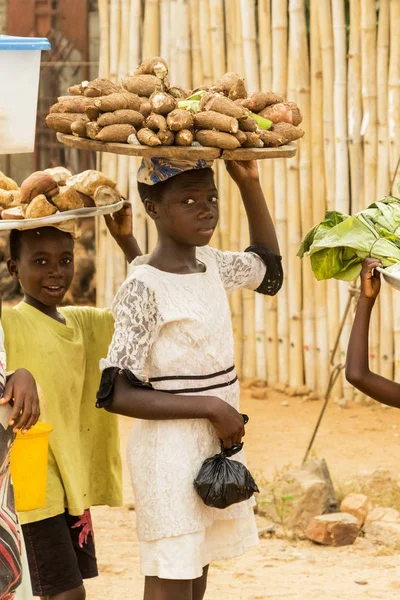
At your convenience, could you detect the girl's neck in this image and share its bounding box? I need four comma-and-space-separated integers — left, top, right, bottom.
149, 238, 204, 274
23, 295, 66, 324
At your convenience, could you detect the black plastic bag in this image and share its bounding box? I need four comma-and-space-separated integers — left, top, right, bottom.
193, 415, 259, 509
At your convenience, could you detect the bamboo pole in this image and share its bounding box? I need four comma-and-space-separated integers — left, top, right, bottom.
389, 0, 400, 381
142, 0, 160, 59
376, 0, 392, 381
199, 0, 213, 85
272, 0, 289, 388
208, 0, 225, 80
361, 0, 379, 379
258, 0, 278, 386
98, 0, 110, 78
287, 0, 304, 390
189, 0, 203, 88
318, 0, 341, 398
310, 0, 329, 394
348, 0, 364, 214
160, 0, 171, 66
332, 0, 352, 402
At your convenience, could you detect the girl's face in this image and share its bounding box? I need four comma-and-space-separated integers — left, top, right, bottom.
146, 169, 219, 247
8, 228, 74, 307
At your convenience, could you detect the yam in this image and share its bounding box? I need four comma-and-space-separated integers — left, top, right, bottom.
67, 170, 117, 197
123, 74, 163, 97
150, 91, 176, 115
20, 172, 59, 203
199, 93, 247, 119
0, 189, 20, 209
0, 171, 18, 191
258, 130, 289, 147
213, 72, 247, 100
25, 195, 57, 219
83, 78, 121, 97
51, 187, 85, 211
146, 113, 167, 132
169, 86, 192, 100
43, 167, 73, 186
233, 130, 247, 145
95, 124, 136, 143
241, 132, 263, 148
71, 116, 90, 138
94, 186, 121, 207
94, 92, 142, 112
86, 105, 102, 121
157, 130, 175, 146
195, 130, 241, 149
86, 122, 101, 140
272, 122, 305, 142
167, 109, 194, 131
238, 115, 258, 132
1, 206, 25, 220
137, 128, 162, 147
97, 110, 144, 128
259, 103, 293, 124
68, 84, 84, 96
127, 133, 140, 146
135, 57, 168, 80
175, 130, 194, 146
242, 92, 285, 112
286, 101, 303, 126
139, 98, 152, 118
194, 111, 239, 134
49, 102, 63, 113
45, 113, 83, 134
57, 97, 93, 113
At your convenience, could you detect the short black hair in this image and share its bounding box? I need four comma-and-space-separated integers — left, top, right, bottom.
9, 229, 22, 261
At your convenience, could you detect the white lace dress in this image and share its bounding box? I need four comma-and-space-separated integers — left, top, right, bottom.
101, 246, 267, 579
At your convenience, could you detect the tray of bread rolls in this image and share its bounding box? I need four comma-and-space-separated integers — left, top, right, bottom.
0, 167, 124, 231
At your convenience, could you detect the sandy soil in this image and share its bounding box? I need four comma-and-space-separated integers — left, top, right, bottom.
84, 389, 400, 599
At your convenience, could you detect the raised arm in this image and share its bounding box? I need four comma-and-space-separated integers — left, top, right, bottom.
346, 258, 400, 408
104, 201, 142, 263
225, 160, 280, 255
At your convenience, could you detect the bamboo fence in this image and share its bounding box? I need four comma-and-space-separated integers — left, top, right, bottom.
95, 0, 400, 399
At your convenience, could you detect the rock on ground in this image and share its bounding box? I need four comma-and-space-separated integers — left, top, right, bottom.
306, 512, 360, 546
340, 493, 374, 526
363, 507, 400, 547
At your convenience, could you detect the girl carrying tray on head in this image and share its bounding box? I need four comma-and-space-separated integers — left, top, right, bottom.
97, 157, 283, 600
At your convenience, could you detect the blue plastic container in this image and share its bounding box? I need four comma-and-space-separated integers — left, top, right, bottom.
0, 35, 51, 154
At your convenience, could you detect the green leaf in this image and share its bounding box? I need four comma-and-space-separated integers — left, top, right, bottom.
249, 111, 272, 130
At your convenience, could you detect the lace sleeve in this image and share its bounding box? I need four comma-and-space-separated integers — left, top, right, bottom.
99, 278, 162, 381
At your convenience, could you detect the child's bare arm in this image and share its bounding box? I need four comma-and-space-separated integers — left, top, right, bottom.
104, 202, 142, 263
104, 373, 245, 448
225, 160, 280, 255
346, 258, 400, 408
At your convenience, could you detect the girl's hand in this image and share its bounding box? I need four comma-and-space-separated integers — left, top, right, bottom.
208, 397, 245, 449
360, 258, 382, 300
1, 369, 40, 433
225, 160, 260, 188
104, 201, 133, 242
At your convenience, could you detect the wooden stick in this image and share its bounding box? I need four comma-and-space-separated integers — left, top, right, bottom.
160, 0, 171, 66
199, 0, 213, 85
189, 0, 203, 87
142, 0, 160, 59
98, 0, 110, 78
129, 0, 142, 73
209, 0, 226, 79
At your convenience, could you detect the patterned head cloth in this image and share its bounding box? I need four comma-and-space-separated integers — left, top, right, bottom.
137, 157, 214, 186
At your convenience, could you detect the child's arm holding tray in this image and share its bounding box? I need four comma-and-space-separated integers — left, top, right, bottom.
346, 258, 400, 408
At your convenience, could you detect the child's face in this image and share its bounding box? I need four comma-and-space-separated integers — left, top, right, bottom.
148, 168, 219, 247
8, 228, 74, 307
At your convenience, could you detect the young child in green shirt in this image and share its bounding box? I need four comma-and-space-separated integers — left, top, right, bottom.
1, 205, 141, 600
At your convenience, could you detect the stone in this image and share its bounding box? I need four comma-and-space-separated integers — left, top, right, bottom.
340, 493, 374, 526
251, 388, 267, 400
306, 513, 360, 546
363, 507, 400, 547
279, 458, 338, 531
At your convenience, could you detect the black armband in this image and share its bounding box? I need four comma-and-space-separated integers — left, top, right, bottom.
245, 245, 283, 296
96, 367, 153, 408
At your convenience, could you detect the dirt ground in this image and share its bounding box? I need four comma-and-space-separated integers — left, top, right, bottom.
84, 388, 400, 600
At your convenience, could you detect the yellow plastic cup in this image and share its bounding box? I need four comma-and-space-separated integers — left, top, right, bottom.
10, 421, 53, 512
